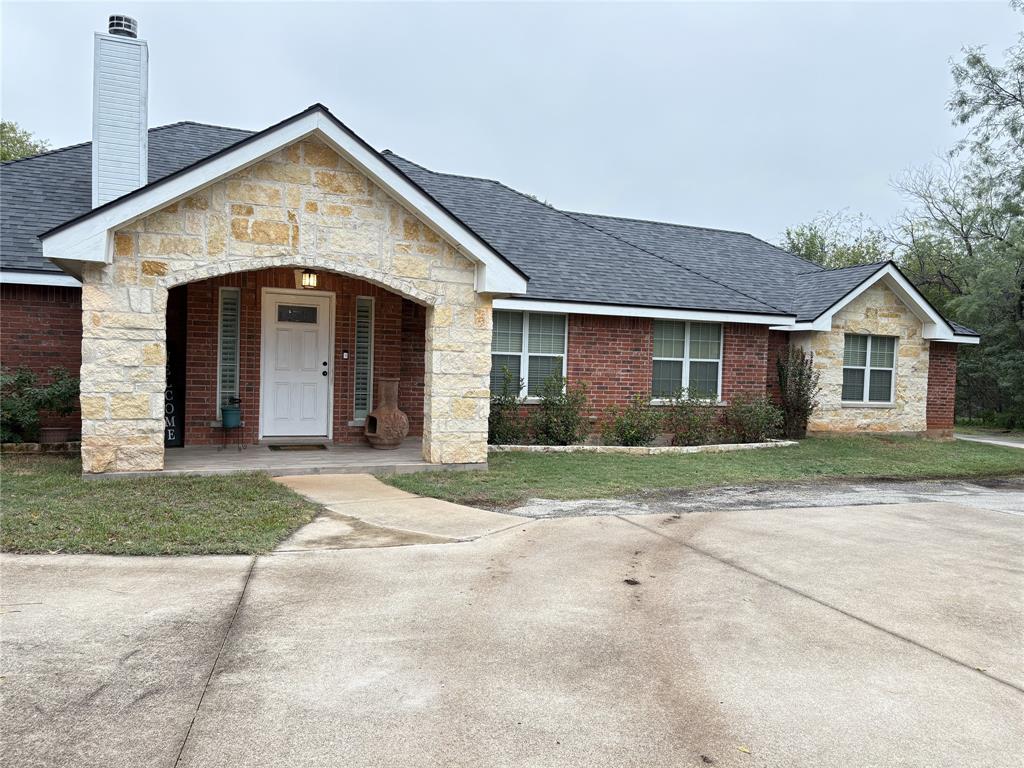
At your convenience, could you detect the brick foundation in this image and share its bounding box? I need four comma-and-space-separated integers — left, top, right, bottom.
0, 284, 83, 437
926, 341, 957, 438
179, 268, 425, 446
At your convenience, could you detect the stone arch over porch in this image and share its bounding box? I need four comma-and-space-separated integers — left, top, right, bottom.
78, 135, 493, 474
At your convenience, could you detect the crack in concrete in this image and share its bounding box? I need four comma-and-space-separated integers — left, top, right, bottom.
615, 515, 1024, 696
171, 555, 258, 768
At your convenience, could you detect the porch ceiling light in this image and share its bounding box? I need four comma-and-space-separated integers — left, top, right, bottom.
301, 269, 318, 289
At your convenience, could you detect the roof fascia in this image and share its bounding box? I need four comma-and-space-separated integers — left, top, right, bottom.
493, 297, 794, 326
0, 270, 81, 287
769, 263, 975, 342
40, 107, 527, 294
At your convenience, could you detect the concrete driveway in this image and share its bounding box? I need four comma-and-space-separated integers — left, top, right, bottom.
3, 487, 1023, 767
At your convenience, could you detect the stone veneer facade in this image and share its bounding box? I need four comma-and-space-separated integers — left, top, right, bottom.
77, 137, 492, 473
794, 283, 930, 434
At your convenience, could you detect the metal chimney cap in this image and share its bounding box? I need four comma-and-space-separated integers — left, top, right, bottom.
108, 15, 138, 38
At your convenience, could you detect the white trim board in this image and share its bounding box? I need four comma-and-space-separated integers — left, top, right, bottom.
493, 298, 794, 326
41, 105, 527, 295
769, 264, 979, 345
493, 299, 790, 325
0, 271, 81, 287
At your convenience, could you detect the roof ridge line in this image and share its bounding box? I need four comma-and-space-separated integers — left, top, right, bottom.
566, 209, 756, 238
570, 210, 828, 274
1, 138, 91, 166
561, 210, 789, 316
794, 259, 891, 276
1, 121, 255, 168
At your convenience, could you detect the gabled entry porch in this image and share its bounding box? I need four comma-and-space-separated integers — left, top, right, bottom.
47, 123, 514, 474
164, 266, 427, 451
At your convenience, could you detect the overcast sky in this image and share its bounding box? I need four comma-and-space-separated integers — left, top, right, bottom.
2, 1, 1019, 242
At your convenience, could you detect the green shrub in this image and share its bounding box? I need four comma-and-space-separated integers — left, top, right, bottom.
664, 389, 718, 446
776, 345, 821, 439
488, 367, 527, 445
601, 394, 662, 446
719, 395, 783, 444
1, 367, 80, 443
529, 375, 589, 446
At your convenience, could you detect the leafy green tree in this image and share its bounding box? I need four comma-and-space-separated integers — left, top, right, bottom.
781, 211, 890, 269
948, 1, 1024, 204
0, 120, 50, 161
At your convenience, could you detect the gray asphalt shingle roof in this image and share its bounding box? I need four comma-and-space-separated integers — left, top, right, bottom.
0, 121, 975, 335
383, 153, 784, 316
0, 122, 254, 273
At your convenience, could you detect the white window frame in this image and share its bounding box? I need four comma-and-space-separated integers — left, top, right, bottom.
490, 310, 568, 401
651, 321, 724, 403
352, 296, 375, 424
842, 334, 897, 405
215, 286, 241, 421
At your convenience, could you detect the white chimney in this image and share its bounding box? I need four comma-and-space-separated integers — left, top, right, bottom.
92, 14, 148, 207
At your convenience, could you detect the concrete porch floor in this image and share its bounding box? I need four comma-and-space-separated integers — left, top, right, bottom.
138, 439, 482, 478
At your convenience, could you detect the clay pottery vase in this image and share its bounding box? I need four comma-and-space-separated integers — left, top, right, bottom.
365, 378, 409, 449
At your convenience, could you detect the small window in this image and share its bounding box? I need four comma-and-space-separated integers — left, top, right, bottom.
842, 334, 896, 403
277, 304, 317, 324
652, 321, 722, 399
489, 311, 566, 397
217, 287, 241, 418
353, 297, 374, 420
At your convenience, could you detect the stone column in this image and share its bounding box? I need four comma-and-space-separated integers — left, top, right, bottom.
422, 300, 492, 464
78, 252, 167, 473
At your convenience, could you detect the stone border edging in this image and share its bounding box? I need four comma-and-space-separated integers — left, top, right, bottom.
2, 441, 82, 455
487, 440, 798, 455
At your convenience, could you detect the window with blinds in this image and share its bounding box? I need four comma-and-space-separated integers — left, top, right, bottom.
489, 311, 566, 398
651, 321, 722, 399
217, 288, 241, 418
842, 334, 896, 403
354, 297, 374, 420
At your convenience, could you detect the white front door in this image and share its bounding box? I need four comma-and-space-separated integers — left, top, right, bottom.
261, 290, 333, 437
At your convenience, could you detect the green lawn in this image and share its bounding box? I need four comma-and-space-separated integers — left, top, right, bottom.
1, 455, 320, 555
385, 435, 1024, 509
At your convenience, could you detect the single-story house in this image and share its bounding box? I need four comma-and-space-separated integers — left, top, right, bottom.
0, 16, 978, 475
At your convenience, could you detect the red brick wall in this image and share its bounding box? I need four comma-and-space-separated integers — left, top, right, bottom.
0, 284, 83, 436
567, 314, 653, 416
766, 330, 790, 404
179, 268, 425, 445
926, 341, 957, 437
721, 322, 769, 401
548, 315, 770, 419
400, 301, 426, 437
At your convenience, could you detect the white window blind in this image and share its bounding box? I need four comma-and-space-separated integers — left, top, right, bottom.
652, 321, 722, 399
217, 287, 241, 418
842, 334, 896, 403
490, 311, 566, 397
354, 297, 374, 420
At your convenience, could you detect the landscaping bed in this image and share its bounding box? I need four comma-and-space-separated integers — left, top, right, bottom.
386, 434, 1024, 509
0, 455, 320, 555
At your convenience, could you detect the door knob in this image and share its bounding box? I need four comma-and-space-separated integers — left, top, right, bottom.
322, 370, 328, 377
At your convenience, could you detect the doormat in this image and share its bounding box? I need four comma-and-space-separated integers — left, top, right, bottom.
267, 444, 328, 452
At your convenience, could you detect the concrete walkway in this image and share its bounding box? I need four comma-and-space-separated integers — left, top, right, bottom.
273, 473, 525, 551
956, 432, 1024, 450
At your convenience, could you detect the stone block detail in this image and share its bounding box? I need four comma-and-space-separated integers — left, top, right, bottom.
78, 136, 489, 473
796, 283, 930, 434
